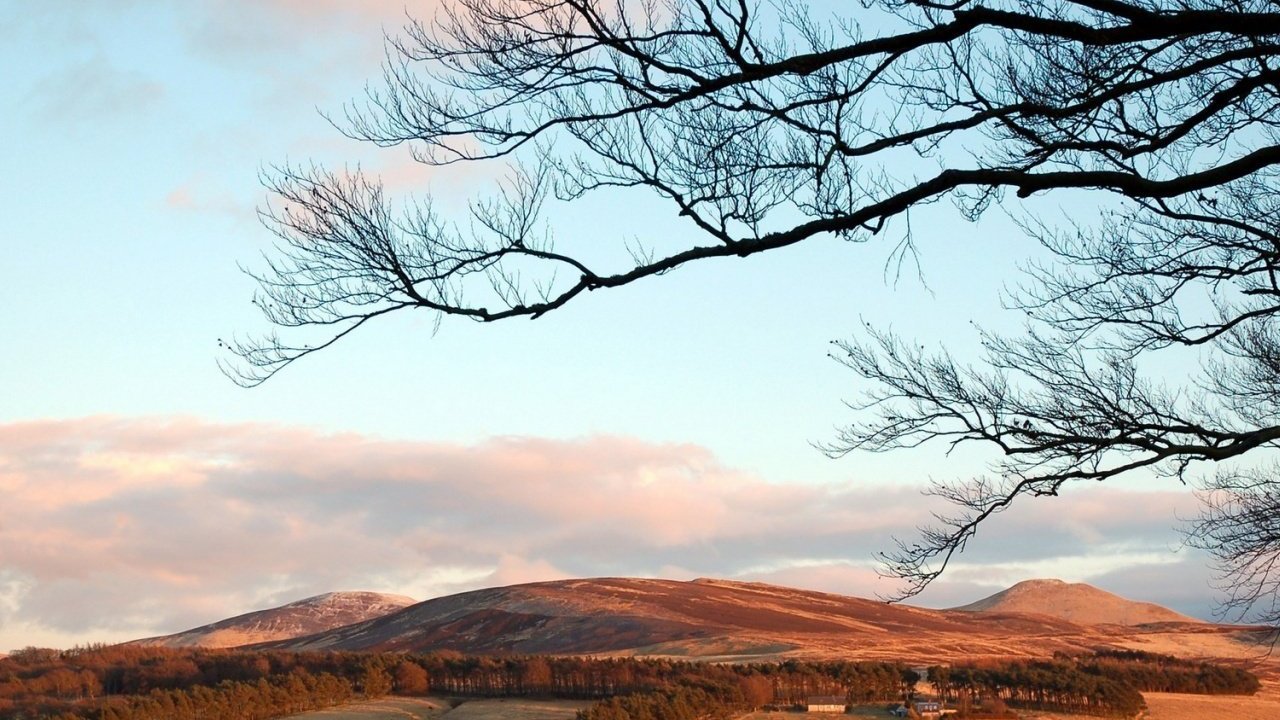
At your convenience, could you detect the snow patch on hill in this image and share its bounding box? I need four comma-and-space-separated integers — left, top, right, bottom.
134, 591, 417, 648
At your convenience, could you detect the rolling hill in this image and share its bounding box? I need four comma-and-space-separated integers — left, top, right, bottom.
253, 577, 1243, 664
952, 578, 1203, 626
127, 577, 1265, 667
134, 591, 417, 648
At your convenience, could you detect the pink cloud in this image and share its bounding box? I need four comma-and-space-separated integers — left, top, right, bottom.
180, 0, 437, 107
485, 555, 573, 588
163, 178, 250, 218
260, 0, 419, 24
0, 417, 1219, 650
188, 0, 414, 56
742, 562, 890, 600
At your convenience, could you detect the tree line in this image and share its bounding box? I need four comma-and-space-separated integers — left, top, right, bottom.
576, 685, 743, 720
1, 646, 373, 720
94, 670, 358, 720
1074, 649, 1261, 695
929, 650, 1260, 718
0, 644, 1258, 719
0, 646, 917, 719
572, 661, 922, 720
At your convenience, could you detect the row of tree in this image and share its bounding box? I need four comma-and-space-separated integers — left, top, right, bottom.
931, 661, 1146, 717
1075, 650, 1260, 695
94, 669, 357, 720
413, 654, 920, 704
576, 684, 744, 720
0, 647, 380, 719
929, 651, 1259, 718
2, 645, 375, 700
1, 645, 1259, 719
32, 669, 360, 720
0, 647, 920, 718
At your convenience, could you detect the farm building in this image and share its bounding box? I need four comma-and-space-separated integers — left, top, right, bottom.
891, 699, 947, 717
805, 695, 847, 713
914, 699, 944, 717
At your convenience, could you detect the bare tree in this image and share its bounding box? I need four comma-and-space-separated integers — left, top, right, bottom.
230, 0, 1280, 620
1187, 465, 1280, 623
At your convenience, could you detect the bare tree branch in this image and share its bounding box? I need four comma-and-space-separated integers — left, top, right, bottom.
231, 0, 1280, 621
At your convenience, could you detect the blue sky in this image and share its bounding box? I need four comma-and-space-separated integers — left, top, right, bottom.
0, 1, 1219, 650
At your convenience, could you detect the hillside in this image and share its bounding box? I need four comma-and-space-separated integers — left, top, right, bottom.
135, 591, 417, 648
952, 578, 1203, 626
258, 577, 1148, 662
127, 577, 1263, 666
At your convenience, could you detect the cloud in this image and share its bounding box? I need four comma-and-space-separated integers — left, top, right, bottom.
179, 0, 431, 109
186, 0, 412, 59
23, 54, 165, 128
485, 555, 573, 588
745, 562, 892, 599
1088, 557, 1221, 621
163, 175, 255, 220
0, 416, 1220, 650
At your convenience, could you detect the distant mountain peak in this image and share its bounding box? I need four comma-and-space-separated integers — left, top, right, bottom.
297, 591, 418, 607
132, 591, 417, 649
952, 578, 1200, 626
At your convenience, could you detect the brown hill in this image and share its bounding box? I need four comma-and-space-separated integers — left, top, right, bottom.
134, 591, 417, 648
952, 578, 1202, 626
257, 577, 1127, 662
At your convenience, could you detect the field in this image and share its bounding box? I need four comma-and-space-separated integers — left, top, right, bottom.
738, 706, 893, 718
440, 699, 592, 720
282, 698, 590, 720
1140, 688, 1280, 720
281, 687, 1280, 720
239, 689, 1280, 720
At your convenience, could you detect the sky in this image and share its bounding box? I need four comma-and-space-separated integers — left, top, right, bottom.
0, 1, 1225, 651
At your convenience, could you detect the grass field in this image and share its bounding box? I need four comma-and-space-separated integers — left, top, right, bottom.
438, 699, 591, 720
737, 705, 898, 718
283, 697, 589, 720
283, 697, 446, 719
1140, 690, 1280, 720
